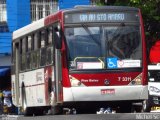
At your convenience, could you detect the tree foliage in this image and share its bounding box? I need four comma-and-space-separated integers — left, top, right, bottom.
96, 0, 160, 44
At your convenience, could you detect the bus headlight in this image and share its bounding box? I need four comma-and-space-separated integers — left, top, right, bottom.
71, 79, 81, 87
69, 75, 82, 87
129, 73, 142, 85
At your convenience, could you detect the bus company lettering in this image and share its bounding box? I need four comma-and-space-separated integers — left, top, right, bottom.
118, 77, 132, 82
81, 79, 99, 83
80, 13, 125, 22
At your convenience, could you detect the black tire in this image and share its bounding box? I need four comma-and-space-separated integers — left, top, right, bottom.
142, 99, 151, 112
47, 105, 63, 115
131, 103, 144, 113
119, 103, 132, 113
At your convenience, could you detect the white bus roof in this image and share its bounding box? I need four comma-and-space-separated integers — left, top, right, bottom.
12, 18, 45, 41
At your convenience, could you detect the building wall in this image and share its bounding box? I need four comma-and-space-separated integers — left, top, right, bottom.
0, 0, 31, 54
1, 0, 90, 54
0, 33, 11, 54
59, 0, 90, 9
0, 0, 90, 66
0, 55, 11, 66
0, 0, 31, 66
7, 0, 31, 32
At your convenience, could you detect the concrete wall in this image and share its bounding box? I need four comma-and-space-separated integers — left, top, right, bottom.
0, 33, 11, 54
0, 55, 11, 66
7, 0, 31, 32
0, 0, 31, 55
0, 0, 90, 66
59, 0, 90, 9
0, 0, 31, 66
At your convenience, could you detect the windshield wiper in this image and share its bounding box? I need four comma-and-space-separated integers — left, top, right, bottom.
81, 24, 100, 46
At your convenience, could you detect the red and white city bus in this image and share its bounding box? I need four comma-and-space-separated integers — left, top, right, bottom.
11, 6, 148, 115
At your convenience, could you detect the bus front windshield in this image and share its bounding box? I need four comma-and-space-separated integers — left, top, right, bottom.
65, 25, 142, 70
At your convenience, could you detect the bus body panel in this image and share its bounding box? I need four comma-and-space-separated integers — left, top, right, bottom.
12, 67, 55, 107
68, 72, 142, 86
63, 71, 147, 102
20, 69, 46, 107
63, 86, 148, 102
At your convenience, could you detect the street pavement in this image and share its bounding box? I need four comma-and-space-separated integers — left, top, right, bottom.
1, 113, 160, 120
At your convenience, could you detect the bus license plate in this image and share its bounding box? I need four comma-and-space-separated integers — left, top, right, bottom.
101, 89, 115, 95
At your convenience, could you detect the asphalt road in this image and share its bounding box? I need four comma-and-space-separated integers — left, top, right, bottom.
1, 113, 160, 120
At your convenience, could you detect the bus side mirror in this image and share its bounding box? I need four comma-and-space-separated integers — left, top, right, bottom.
54, 27, 62, 49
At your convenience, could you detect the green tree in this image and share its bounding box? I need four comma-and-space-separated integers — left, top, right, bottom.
96, 0, 160, 44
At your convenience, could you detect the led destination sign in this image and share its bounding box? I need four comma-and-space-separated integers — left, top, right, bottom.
65, 12, 139, 23
79, 13, 125, 22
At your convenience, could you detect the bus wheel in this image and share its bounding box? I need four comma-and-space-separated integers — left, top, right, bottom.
131, 103, 143, 113
47, 105, 63, 115
119, 103, 132, 113
21, 86, 32, 116
142, 99, 151, 112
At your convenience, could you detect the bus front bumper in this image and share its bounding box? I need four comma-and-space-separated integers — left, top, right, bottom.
63, 85, 148, 102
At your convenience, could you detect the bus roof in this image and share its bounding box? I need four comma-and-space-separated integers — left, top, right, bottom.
12, 18, 45, 41
63, 6, 139, 13
12, 6, 139, 41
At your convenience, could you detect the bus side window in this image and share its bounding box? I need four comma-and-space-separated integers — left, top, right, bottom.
48, 27, 53, 45
19, 39, 22, 71
34, 32, 40, 68
46, 27, 53, 65
26, 36, 32, 70
30, 34, 36, 70
40, 30, 46, 48
31, 34, 35, 69
21, 38, 26, 71
40, 30, 46, 67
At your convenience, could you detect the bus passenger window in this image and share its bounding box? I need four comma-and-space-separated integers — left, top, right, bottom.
40, 48, 46, 66
21, 38, 26, 71
46, 27, 54, 65
31, 51, 37, 69
27, 36, 32, 51
26, 36, 32, 70
46, 47, 53, 65
37, 50, 40, 67
41, 30, 46, 48
48, 27, 53, 45
34, 33, 39, 50
39, 30, 46, 66
31, 33, 39, 68
19, 39, 23, 71
22, 38, 26, 54
30, 34, 36, 69
26, 53, 31, 70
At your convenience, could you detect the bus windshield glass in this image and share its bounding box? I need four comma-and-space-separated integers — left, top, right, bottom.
65, 25, 142, 70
